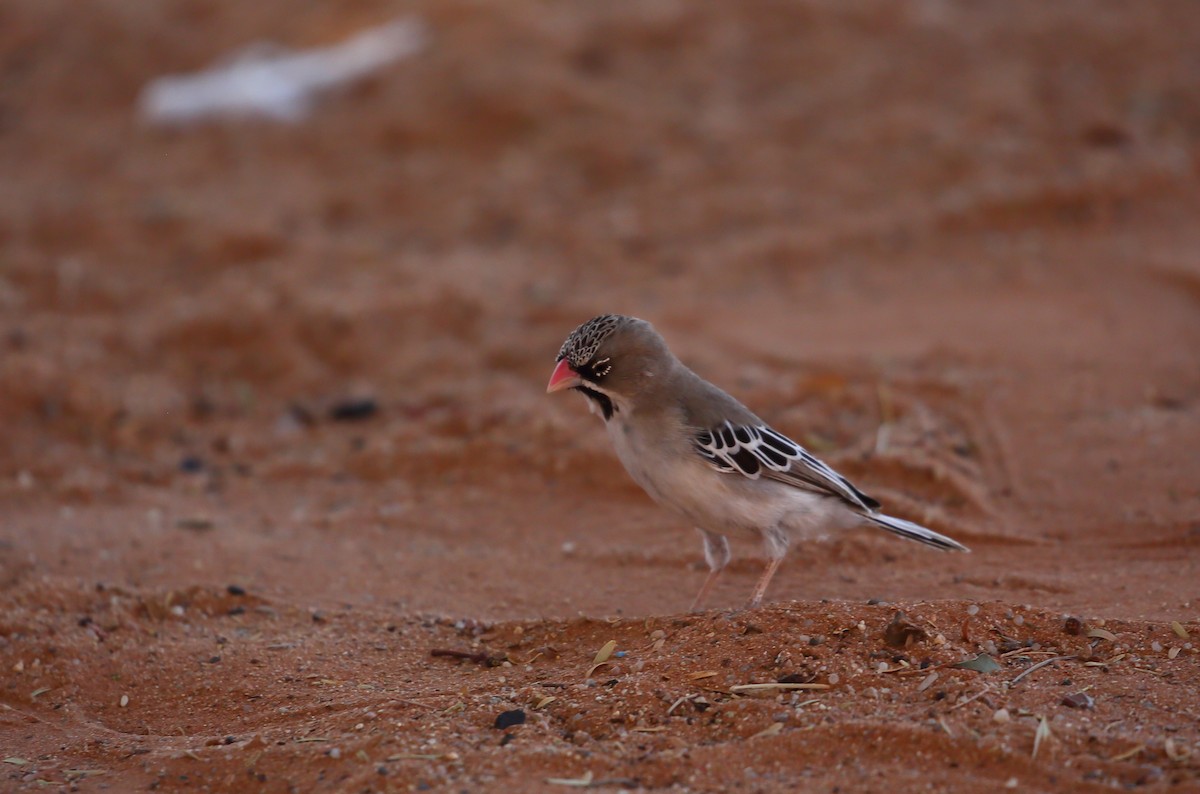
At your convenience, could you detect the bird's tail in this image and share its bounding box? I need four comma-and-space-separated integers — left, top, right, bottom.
864, 513, 969, 552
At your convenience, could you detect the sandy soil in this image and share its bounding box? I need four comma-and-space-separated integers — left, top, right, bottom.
2, 1, 1199, 791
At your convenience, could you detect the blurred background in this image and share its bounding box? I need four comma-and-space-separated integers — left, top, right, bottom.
1, 1, 1198, 617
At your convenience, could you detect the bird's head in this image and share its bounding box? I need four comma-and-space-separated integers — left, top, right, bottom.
546, 314, 670, 419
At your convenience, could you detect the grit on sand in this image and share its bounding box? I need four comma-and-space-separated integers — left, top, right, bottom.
1, 2, 1199, 791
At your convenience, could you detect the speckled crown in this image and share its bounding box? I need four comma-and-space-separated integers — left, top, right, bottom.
556, 314, 625, 367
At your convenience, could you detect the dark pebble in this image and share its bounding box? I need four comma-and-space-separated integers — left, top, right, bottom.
208, 656, 221, 664
1061, 692, 1095, 709
224, 736, 236, 745
227, 585, 246, 596
493, 709, 526, 730
329, 398, 379, 422
179, 456, 205, 473
227, 606, 246, 616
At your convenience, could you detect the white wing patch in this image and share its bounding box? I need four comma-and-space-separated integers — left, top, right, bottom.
693, 421, 880, 512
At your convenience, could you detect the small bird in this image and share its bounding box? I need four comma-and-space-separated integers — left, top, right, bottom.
547, 314, 968, 611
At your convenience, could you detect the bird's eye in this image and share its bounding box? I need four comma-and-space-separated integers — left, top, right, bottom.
589, 358, 612, 379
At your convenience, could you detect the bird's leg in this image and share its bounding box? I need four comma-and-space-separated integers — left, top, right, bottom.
746, 527, 789, 608
690, 530, 730, 612
746, 557, 783, 608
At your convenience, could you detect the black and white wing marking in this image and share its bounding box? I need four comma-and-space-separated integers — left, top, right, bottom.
693, 421, 881, 512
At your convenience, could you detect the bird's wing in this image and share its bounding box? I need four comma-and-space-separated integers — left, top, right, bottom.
692, 421, 881, 512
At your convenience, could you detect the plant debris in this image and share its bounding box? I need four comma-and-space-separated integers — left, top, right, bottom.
730, 683, 831, 693
1032, 716, 1051, 759
1011, 655, 1076, 685
585, 640, 617, 678
749, 722, 784, 740
953, 653, 1002, 673
546, 771, 594, 787
883, 610, 928, 648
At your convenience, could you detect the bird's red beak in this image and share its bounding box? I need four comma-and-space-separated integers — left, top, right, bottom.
546, 359, 582, 393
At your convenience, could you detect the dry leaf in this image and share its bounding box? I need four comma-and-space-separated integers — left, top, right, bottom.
592, 640, 617, 665
749, 722, 784, 740
730, 683, 831, 693
585, 640, 618, 678
687, 671, 719, 681
1110, 744, 1144, 762
953, 653, 1001, 673
1032, 716, 1051, 759
1165, 738, 1191, 762
1086, 628, 1117, 642
547, 771, 594, 787
1171, 621, 1190, 639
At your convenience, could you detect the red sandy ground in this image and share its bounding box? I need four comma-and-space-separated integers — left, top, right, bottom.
1, 1, 1199, 791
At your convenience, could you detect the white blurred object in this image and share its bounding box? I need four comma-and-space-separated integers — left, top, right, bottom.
139, 17, 426, 124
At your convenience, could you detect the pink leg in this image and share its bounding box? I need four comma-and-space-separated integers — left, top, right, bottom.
690, 568, 723, 613
746, 556, 784, 609
691, 530, 730, 612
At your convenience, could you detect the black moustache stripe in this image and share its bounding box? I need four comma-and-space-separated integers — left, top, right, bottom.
576, 385, 614, 421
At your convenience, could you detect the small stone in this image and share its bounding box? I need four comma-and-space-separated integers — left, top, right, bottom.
329, 398, 378, 422
493, 709, 526, 730
227, 585, 247, 596
993, 708, 1010, 723
966, 604, 980, 616
1061, 692, 1095, 709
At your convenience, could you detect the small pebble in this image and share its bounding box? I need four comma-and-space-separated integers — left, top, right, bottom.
329, 398, 378, 422
966, 604, 980, 616
494, 709, 526, 730
328, 747, 341, 759
993, 708, 1010, 723
1061, 692, 1095, 709
119, 694, 129, 708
